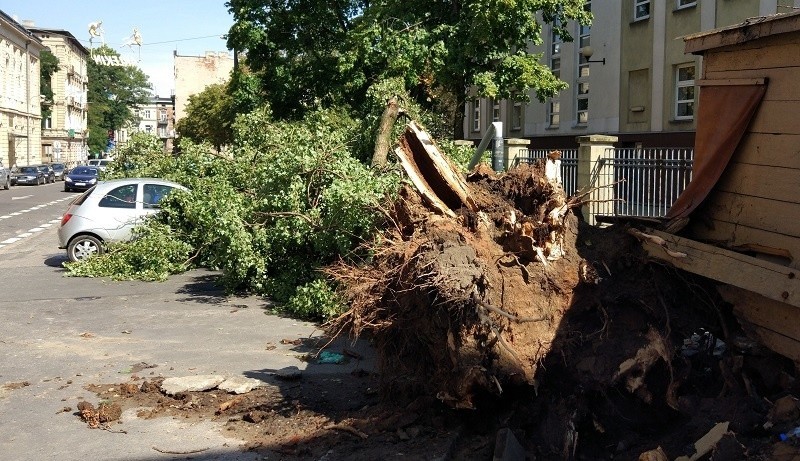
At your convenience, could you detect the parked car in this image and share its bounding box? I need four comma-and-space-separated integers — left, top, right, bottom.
0, 160, 10, 190
50, 162, 66, 181
58, 178, 187, 261
87, 158, 112, 172
36, 164, 56, 183
64, 166, 99, 192
11, 166, 45, 186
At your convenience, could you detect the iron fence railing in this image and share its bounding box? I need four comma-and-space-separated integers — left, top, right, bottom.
513, 147, 694, 219
601, 148, 694, 218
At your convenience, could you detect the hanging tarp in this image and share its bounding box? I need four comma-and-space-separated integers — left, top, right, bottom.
665, 79, 767, 226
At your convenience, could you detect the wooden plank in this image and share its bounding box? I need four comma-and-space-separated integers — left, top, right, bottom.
705, 67, 800, 103
729, 133, 800, 169
741, 323, 800, 364
637, 229, 799, 308
687, 219, 800, 269
748, 100, 800, 135
703, 41, 800, 72
696, 78, 766, 86
685, 14, 800, 53
719, 285, 800, 343
714, 162, 800, 204
700, 191, 800, 238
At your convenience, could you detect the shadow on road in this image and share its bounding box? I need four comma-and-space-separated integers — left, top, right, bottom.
44, 253, 69, 269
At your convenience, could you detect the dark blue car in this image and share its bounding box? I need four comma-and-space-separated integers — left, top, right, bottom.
64, 166, 99, 192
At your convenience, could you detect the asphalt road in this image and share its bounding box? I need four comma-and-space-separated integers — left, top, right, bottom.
0, 182, 369, 460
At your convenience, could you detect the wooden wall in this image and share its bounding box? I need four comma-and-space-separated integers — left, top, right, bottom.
687, 31, 800, 270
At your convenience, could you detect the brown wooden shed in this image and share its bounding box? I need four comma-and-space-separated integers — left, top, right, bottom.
636, 12, 800, 363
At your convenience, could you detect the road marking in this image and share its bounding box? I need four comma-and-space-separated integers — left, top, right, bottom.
0, 197, 73, 249
12, 195, 33, 200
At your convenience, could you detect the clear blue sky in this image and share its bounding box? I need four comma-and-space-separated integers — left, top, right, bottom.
3, 0, 234, 97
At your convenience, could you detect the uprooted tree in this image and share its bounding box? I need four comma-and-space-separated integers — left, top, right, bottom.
324, 122, 741, 455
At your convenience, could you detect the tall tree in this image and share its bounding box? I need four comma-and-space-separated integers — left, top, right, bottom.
175, 83, 235, 151
39, 49, 59, 123
225, 0, 591, 138
87, 45, 152, 156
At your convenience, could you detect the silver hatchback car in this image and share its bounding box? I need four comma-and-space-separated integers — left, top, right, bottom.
57, 178, 187, 262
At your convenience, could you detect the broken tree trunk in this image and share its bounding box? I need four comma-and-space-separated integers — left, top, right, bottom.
370, 96, 401, 170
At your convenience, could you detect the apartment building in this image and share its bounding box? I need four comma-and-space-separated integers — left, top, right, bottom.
466, 0, 800, 149
173, 51, 233, 123
130, 95, 176, 153
0, 10, 44, 168
27, 26, 89, 166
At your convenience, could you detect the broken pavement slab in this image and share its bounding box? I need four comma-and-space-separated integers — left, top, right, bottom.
160, 375, 226, 395
217, 376, 267, 394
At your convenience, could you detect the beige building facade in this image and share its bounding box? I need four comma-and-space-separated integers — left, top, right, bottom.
28, 26, 89, 167
173, 51, 233, 123
466, 0, 800, 150
0, 10, 44, 168
136, 96, 175, 153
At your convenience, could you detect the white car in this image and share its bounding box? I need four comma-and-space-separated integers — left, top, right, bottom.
57, 178, 187, 262
87, 158, 112, 172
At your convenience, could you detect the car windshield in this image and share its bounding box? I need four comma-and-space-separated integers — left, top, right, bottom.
51, 164, 65, 171
72, 167, 98, 175
19, 167, 37, 173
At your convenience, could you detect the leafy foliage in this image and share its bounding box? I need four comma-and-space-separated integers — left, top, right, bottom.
87, 45, 152, 156
175, 83, 234, 151
66, 110, 400, 320
226, 0, 592, 136
64, 222, 193, 281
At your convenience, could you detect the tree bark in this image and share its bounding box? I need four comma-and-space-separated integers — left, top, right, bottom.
371, 96, 400, 169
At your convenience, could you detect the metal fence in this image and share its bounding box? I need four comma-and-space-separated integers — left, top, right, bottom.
601, 148, 694, 217
514, 147, 694, 219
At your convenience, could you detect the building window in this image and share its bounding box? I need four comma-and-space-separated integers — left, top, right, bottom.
676, 0, 696, 9
548, 20, 562, 128
43, 117, 52, 129
675, 64, 695, 120
511, 101, 523, 131
635, 0, 650, 21
472, 100, 481, 132
492, 99, 501, 122
160, 110, 167, 122
143, 110, 152, 119
548, 100, 560, 127
576, 0, 591, 125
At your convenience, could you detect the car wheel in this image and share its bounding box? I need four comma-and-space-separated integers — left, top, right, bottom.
3, 178, 8, 190
67, 235, 104, 262
64, 186, 71, 192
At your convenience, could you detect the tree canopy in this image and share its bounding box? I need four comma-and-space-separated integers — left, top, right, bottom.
87, 45, 152, 155
175, 68, 266, 151
225, 0, 591, 137
175, 83, 234, 151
